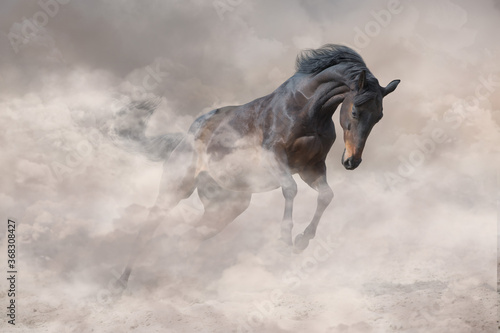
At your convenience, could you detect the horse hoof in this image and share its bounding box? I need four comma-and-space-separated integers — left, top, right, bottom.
279, 236, 293, 247
293, 233, 310, 253
96, 278, 127, 305
111, 278, 128, 298
271, 238, 292, 256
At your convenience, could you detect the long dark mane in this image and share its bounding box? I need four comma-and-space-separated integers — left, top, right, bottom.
296, 44, 380, 106
295, 44, 366, 75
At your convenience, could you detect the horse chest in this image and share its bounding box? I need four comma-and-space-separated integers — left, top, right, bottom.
287, 134, 333, 169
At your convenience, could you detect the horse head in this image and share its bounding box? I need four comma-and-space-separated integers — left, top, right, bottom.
339, 70, 400, 170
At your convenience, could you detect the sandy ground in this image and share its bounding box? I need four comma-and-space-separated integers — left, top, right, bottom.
1, 178, 496, 332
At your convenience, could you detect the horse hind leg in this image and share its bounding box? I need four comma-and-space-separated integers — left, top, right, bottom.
189, 171, 251, 241
151, 172, 251, 263
116, 136, 198, 291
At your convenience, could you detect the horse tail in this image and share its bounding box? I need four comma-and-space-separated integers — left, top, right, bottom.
112, 99, 185, 162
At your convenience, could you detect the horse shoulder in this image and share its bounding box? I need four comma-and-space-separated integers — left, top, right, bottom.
287, 135, 324, 167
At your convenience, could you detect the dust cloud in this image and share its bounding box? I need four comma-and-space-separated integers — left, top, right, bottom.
0, 0, 498, 332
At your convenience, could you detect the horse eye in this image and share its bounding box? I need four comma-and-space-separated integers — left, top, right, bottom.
352, 109, 359, 119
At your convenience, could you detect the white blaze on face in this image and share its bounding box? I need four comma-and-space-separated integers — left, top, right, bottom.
344, 137, 357, 160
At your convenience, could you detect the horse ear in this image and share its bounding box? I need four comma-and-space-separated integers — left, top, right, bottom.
358, 70, 366, 90
382, 79, 400, 96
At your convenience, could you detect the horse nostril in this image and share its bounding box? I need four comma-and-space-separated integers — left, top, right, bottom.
343, 156, 361, 170
343, 157, 352, 169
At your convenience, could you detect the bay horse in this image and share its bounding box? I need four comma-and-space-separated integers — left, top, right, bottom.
116, 44, 400, 287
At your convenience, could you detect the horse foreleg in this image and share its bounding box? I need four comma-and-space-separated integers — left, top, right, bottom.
280, 178, 298, 246
295, 164, 333, 252
268, 148, 298, 246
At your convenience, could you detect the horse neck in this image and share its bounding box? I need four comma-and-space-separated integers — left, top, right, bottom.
269, 65, 356, 122
302, 67, 354, 120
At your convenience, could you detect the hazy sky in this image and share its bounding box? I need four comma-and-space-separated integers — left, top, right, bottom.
1, 0, 498, 217
0, 0, 499, 331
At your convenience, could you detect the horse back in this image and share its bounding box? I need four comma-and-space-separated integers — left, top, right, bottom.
188, 105, 238, 143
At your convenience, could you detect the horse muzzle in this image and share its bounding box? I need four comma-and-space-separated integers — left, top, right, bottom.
342, 149, 362, 170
